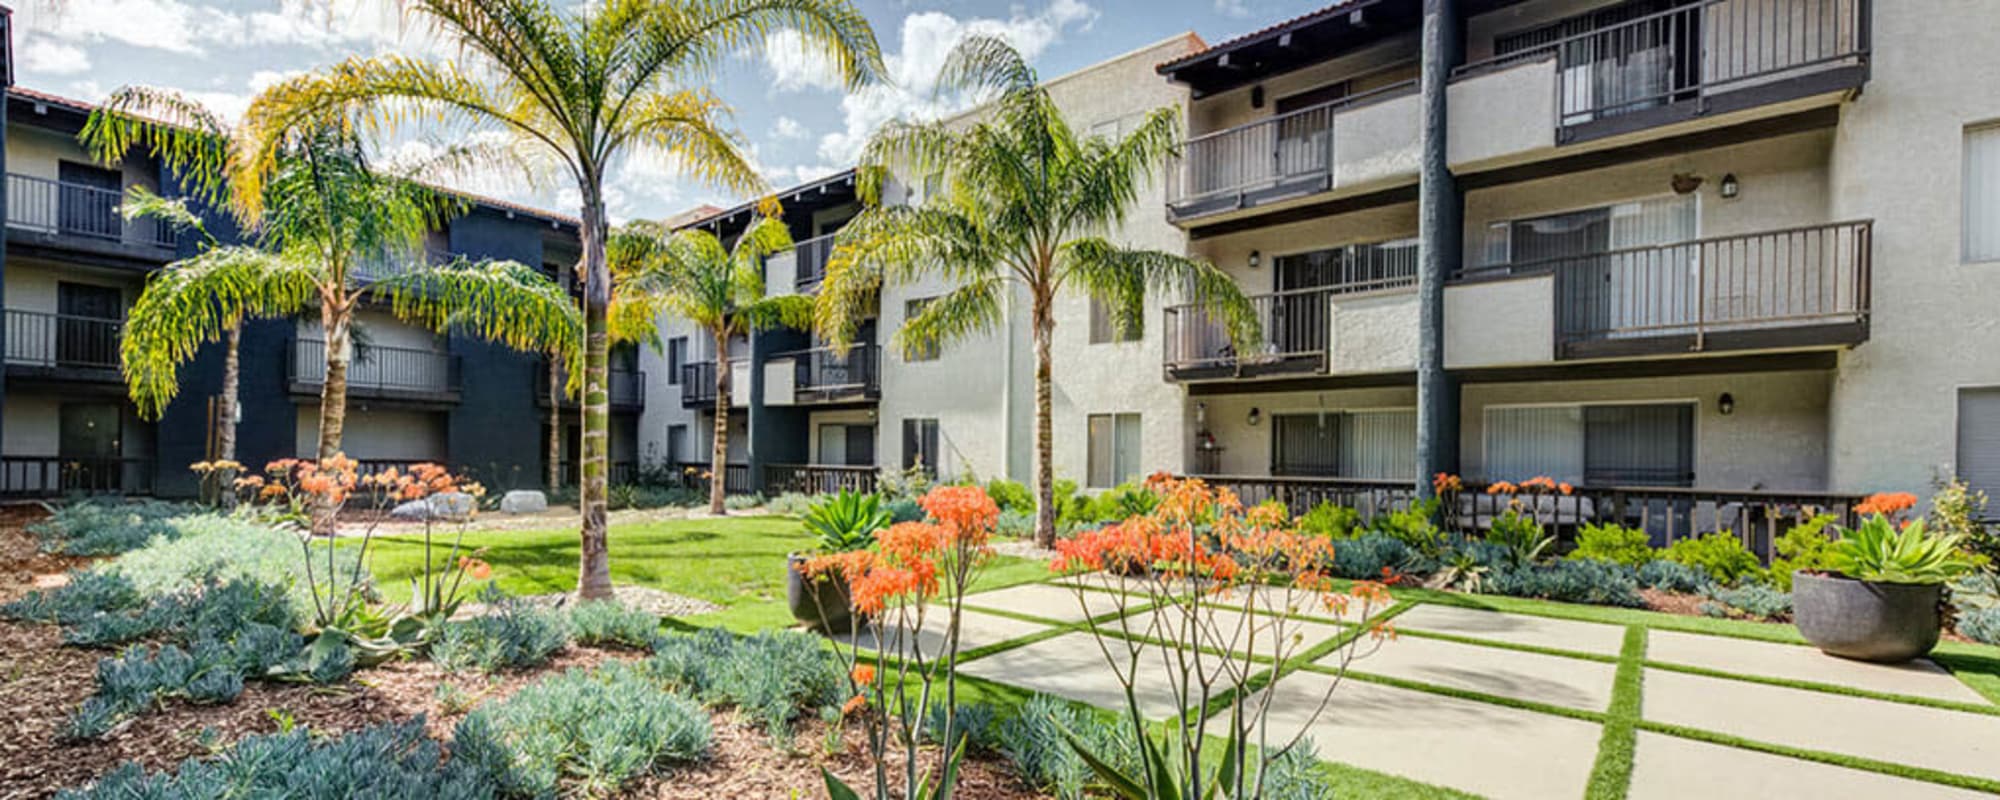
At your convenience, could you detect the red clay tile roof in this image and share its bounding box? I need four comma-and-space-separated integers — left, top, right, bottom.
1157, 0, 1372, 73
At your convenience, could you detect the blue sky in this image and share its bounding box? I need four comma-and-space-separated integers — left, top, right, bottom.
11, 0, 1329, 222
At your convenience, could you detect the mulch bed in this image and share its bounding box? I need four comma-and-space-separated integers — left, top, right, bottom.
1639, 588, 1712, 618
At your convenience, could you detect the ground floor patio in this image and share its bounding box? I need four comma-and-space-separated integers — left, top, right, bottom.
856, 578, 2000, 800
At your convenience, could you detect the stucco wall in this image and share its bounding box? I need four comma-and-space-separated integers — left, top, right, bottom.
1, 395, 152, 459
1330, 289, 1419, 374
293, 404, 447, 462
1191, 387, 1419, 476
1458, 369, 1831, 491
2, 257, 135, 313
1187, 34, 1419, 136
1444, 275, 1554, 368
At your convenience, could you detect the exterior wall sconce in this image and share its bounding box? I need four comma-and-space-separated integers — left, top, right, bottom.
1248, 250, 1262, 270
1247, 407, 1262, 427
1720, 173, 1740, 199
1718, 392, 1736, 415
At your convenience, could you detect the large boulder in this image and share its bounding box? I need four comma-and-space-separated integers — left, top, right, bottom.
427, 492, 477, 522
390, 499, 432, 520
500, 490, 548, 514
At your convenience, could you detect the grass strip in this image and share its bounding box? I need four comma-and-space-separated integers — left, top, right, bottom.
1185, 600, 1418, 727
1303, 666, 1607, 725
1585, 626, 1647, 800
1389, 625, 1623, 665
1636, 720, 2000, 794
1931, 647, 2000, 708
1642, 659, 2000, 717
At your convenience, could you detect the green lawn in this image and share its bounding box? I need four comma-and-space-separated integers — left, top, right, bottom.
361, 514, 1053, 634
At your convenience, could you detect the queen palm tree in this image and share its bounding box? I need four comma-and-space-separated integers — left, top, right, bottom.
616, 217, 812, 513
817, 36, 1259, 547
232, 0, 882, 599
82, 89, 581, 468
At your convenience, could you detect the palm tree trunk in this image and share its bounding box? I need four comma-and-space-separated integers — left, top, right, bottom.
547, 354, 562, 490
1033, 293, 1057, 548
577, 194, 614, 601
709, 329, 731, 515
217, 322, 241, 508
317, 309, 351, 460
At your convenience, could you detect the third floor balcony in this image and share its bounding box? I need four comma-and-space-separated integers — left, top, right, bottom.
2, 308, 123, 380
5, 172, 178, 258
289, 337, 462, 402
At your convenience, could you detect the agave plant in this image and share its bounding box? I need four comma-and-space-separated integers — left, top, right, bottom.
1828, 515, 1977, 584
802, 491, 894, 553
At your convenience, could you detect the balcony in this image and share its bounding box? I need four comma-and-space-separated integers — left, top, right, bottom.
764, 233, 838, 295
1163, 252, 1418, 382
766, 344, 880, 405
681, 361, 717, 408
290, 337, 462, 402
536, 364, 645, 412
0, 456, 155, 498
3, 308, 124, 380
1450, 0, 1870, 163
1454, 220, 1871, 361
1167, 82, 1420, 224
5, 173, 178, 259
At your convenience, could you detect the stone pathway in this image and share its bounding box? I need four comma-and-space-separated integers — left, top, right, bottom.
895, 579, 2000, 799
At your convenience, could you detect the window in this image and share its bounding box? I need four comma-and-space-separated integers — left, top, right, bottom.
1484, 403, 1694, 486
818, 424, 876, 467
1087, 413, 1142, 488
1484, 196, 1695, 270
1959, 389, 2000, 518
904, 298, 940, 361
666, 425, 688, 464
1966, 124, 2000, 261
902, 418, 940, 472
667, 337, 687, 384
1089, 297, 1141, 343
1270, 410, 1417, 480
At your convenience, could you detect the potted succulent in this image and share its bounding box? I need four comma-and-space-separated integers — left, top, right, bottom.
1794, 508, 1976, 662
787, 490, 893, 631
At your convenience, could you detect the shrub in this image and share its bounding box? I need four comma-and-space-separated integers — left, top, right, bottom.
1959, 607, 2000, 645
765, 492, 817, 516
985, 479, 1034, 513
884, 497, 924, 524
1636, 559, 1712, 593
995, 694, 1139, 800
1486, 559, 1644, 608
722, 492, 767, 511
1370, 500, 1443, 555
1261, 739, 1338, 800
104, 515, 329, 613
431, 589, 571, 673
1326, 533, 1413, 580
453, 663, 710, 798
1768, 514, 1838, 591
801, 490, 893, 553
993, 509, 1034, 539
1, 570, 145, 626
31, 499, 197, 556
1080, 482, 1160, 523
607, 484, 701, 510
68, 640, 248, 739
1296, 502, 1361, 539
1486, 510, 1554, 565
927, 702, 998, 749
1570, 523, 1654, 567
567, 601, 659, 649
1701, 583, 1792, 619
1930, 478, 1997, 570
646, 628, 843, 738
56, 719, 491, 799
1661, 531, 1765, 586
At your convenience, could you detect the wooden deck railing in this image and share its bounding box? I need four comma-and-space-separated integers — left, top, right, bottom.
764, 463, 878, 495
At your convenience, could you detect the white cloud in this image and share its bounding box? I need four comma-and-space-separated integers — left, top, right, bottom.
772, 116, 811, 140
15, 0, 238, 55
762, 29, 848, 92
815, 0, 1099, 164
1213, 0, 1254, 18
18, 39, 91, 75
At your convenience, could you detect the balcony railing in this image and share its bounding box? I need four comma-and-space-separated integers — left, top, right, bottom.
1465, 220, 1872, 357
537, 364, 645, 411
558, 460, 639, 487
764, 463, 878, 495
670, 461, 752, 494
1188, 473, 1863, 562
681, 361, 717, 408
5, 173, 178, 249
1454, 0, 1868, 140
292, 338, 462, 397
791, 233, 838, 292
1163, 256, 1417, 381
0, 456, 155, 497
1167, 80, 1417, 220
4, 308, 123, 372
780, 344, 880, 402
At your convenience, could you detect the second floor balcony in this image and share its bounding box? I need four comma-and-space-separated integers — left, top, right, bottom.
290, 337, 462, 402
2, 308, 123, 379
1163, 245, 1418, 382
535, 363, 645, 412
764, 233, 838, 295
6, 172, 178, 256
767, 344, 880, 405
1167, 82, 1421, 223
680, 359, 751, 410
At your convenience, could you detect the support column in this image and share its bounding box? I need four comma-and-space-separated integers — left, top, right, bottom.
1417, 0, 1464, 494
745, 332, 769, 494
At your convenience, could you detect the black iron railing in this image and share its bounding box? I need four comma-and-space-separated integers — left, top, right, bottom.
681, 361, 717, 408
537, 364, 645, 411
790, 233, 838, 292
779, 344, 880, 401
1166, 80, 1417, 217
5, 173, 178, 248
670, 460, 752, 495
765, 463, 878, 495
292, 338, 462, 396
0, 456, 154, 497
3, 308, 123, 370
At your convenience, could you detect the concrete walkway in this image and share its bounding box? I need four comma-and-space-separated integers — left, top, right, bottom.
923, 579, 2000, 800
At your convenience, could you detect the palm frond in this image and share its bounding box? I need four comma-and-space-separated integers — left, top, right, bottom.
369, 258, 584, 358
120, 247, 322, 418
79, 86, 231, 204
894, 277, 1006, 359
1059, 238, 1261, 350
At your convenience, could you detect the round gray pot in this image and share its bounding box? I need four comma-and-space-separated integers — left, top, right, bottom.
786, 552, 855, 632
1792, 571, 1942, 663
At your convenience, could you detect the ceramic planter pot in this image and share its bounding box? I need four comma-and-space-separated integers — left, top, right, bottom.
786, 552, 856, 632
1792, 571, 1943, 663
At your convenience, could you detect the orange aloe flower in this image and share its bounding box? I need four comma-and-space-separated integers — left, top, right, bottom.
851, 665, 876, 685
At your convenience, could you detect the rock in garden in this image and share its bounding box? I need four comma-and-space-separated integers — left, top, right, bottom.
500, 490, 548, 514
427, 492, 476, 521
390, 499, 432, 520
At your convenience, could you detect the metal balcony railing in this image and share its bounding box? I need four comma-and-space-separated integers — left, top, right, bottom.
0, 456, 155, 497
1166, 81, 1417, 218
292, 338, 462, 396
791, 233, 838, 292
681, 361, 718, 408
779, 343, 880, 401
3, 308, 123, 371
537, 364, 645, 411
1162, 248, 1417, 380
5, 173, 178, 249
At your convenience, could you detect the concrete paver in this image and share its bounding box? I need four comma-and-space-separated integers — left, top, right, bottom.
1390, 603, 1628, 655
955, 631, 1242, 719
1643, 668, 2000, 781
1343, 632, 1619, 711
829, 609, 1051, 660
1627, 732, 1994, 800
1645, 629, 1987, 704
1112, 605, 1347, 660
962, 582, 1133, 623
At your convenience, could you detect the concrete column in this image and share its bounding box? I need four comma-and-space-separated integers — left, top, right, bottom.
1416, 0, 1464, 493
